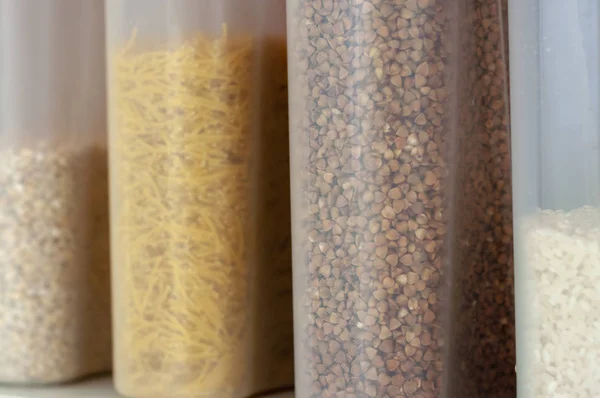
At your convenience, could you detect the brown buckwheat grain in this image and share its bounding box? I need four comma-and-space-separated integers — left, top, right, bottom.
288, 0, 452, 396
448, 0, 515, 396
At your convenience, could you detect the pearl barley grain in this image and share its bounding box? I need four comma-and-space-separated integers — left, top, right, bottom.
0, 143, 111, 384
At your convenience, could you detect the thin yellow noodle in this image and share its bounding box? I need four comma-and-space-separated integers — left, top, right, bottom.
111, 24, 293, 398
112, 25, 251, 398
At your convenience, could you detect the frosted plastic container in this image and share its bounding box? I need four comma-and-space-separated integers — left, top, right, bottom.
0, 0, 111, 385
288, 0, 514, 397
106, 1, 294, 397
510, 1, 600, 397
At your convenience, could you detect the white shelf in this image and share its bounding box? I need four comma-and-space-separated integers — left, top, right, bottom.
0, 377, 115, 398
0, 377, 294, 398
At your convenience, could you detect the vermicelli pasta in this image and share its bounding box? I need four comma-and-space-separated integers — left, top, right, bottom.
110, 20, 294, 396
111, 27, 254, 398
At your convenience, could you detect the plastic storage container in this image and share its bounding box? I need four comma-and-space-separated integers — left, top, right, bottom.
510, 1, 600, 397
288, 0, 514, 397
447, 0, 515, 397
0, 0, 111, 385
106, 1, 294, 397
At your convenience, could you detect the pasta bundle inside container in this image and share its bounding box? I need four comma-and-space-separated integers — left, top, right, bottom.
510, 1, 600, 397
106, 1, 294, 397
0, 0, 111, 384
287, 0, 515, 396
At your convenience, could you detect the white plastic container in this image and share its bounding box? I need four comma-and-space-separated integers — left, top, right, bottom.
0, 0, 111, 384
509, 1, 600, 396
106, 1, 293, 397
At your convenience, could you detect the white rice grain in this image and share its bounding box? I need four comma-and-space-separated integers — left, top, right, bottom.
521, 206, 600, 397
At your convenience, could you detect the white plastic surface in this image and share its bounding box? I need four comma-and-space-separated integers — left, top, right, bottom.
0, 377, 294, 398
0, 0, 111, 385
510, 0, 600, 212
0, 378, 115, 398
510, 0, 600, 396
0, 0, 106, 145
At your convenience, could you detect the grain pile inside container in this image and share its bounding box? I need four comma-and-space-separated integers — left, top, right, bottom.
509, 1, 600, 397
288, 0, 451, 396
0, 143, 111, 384
288, 0, 516, 397
447, 0, 515, 396
0, 0, 111, 384
107, 1, 293, 397
521, 207, 600, 397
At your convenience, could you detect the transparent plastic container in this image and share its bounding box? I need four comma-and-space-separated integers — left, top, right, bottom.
106, 1, 293, 397
447, 1, 515, 396
288, 0, 514, 397
0, 0, 111, 385
510, 1, 600, 397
